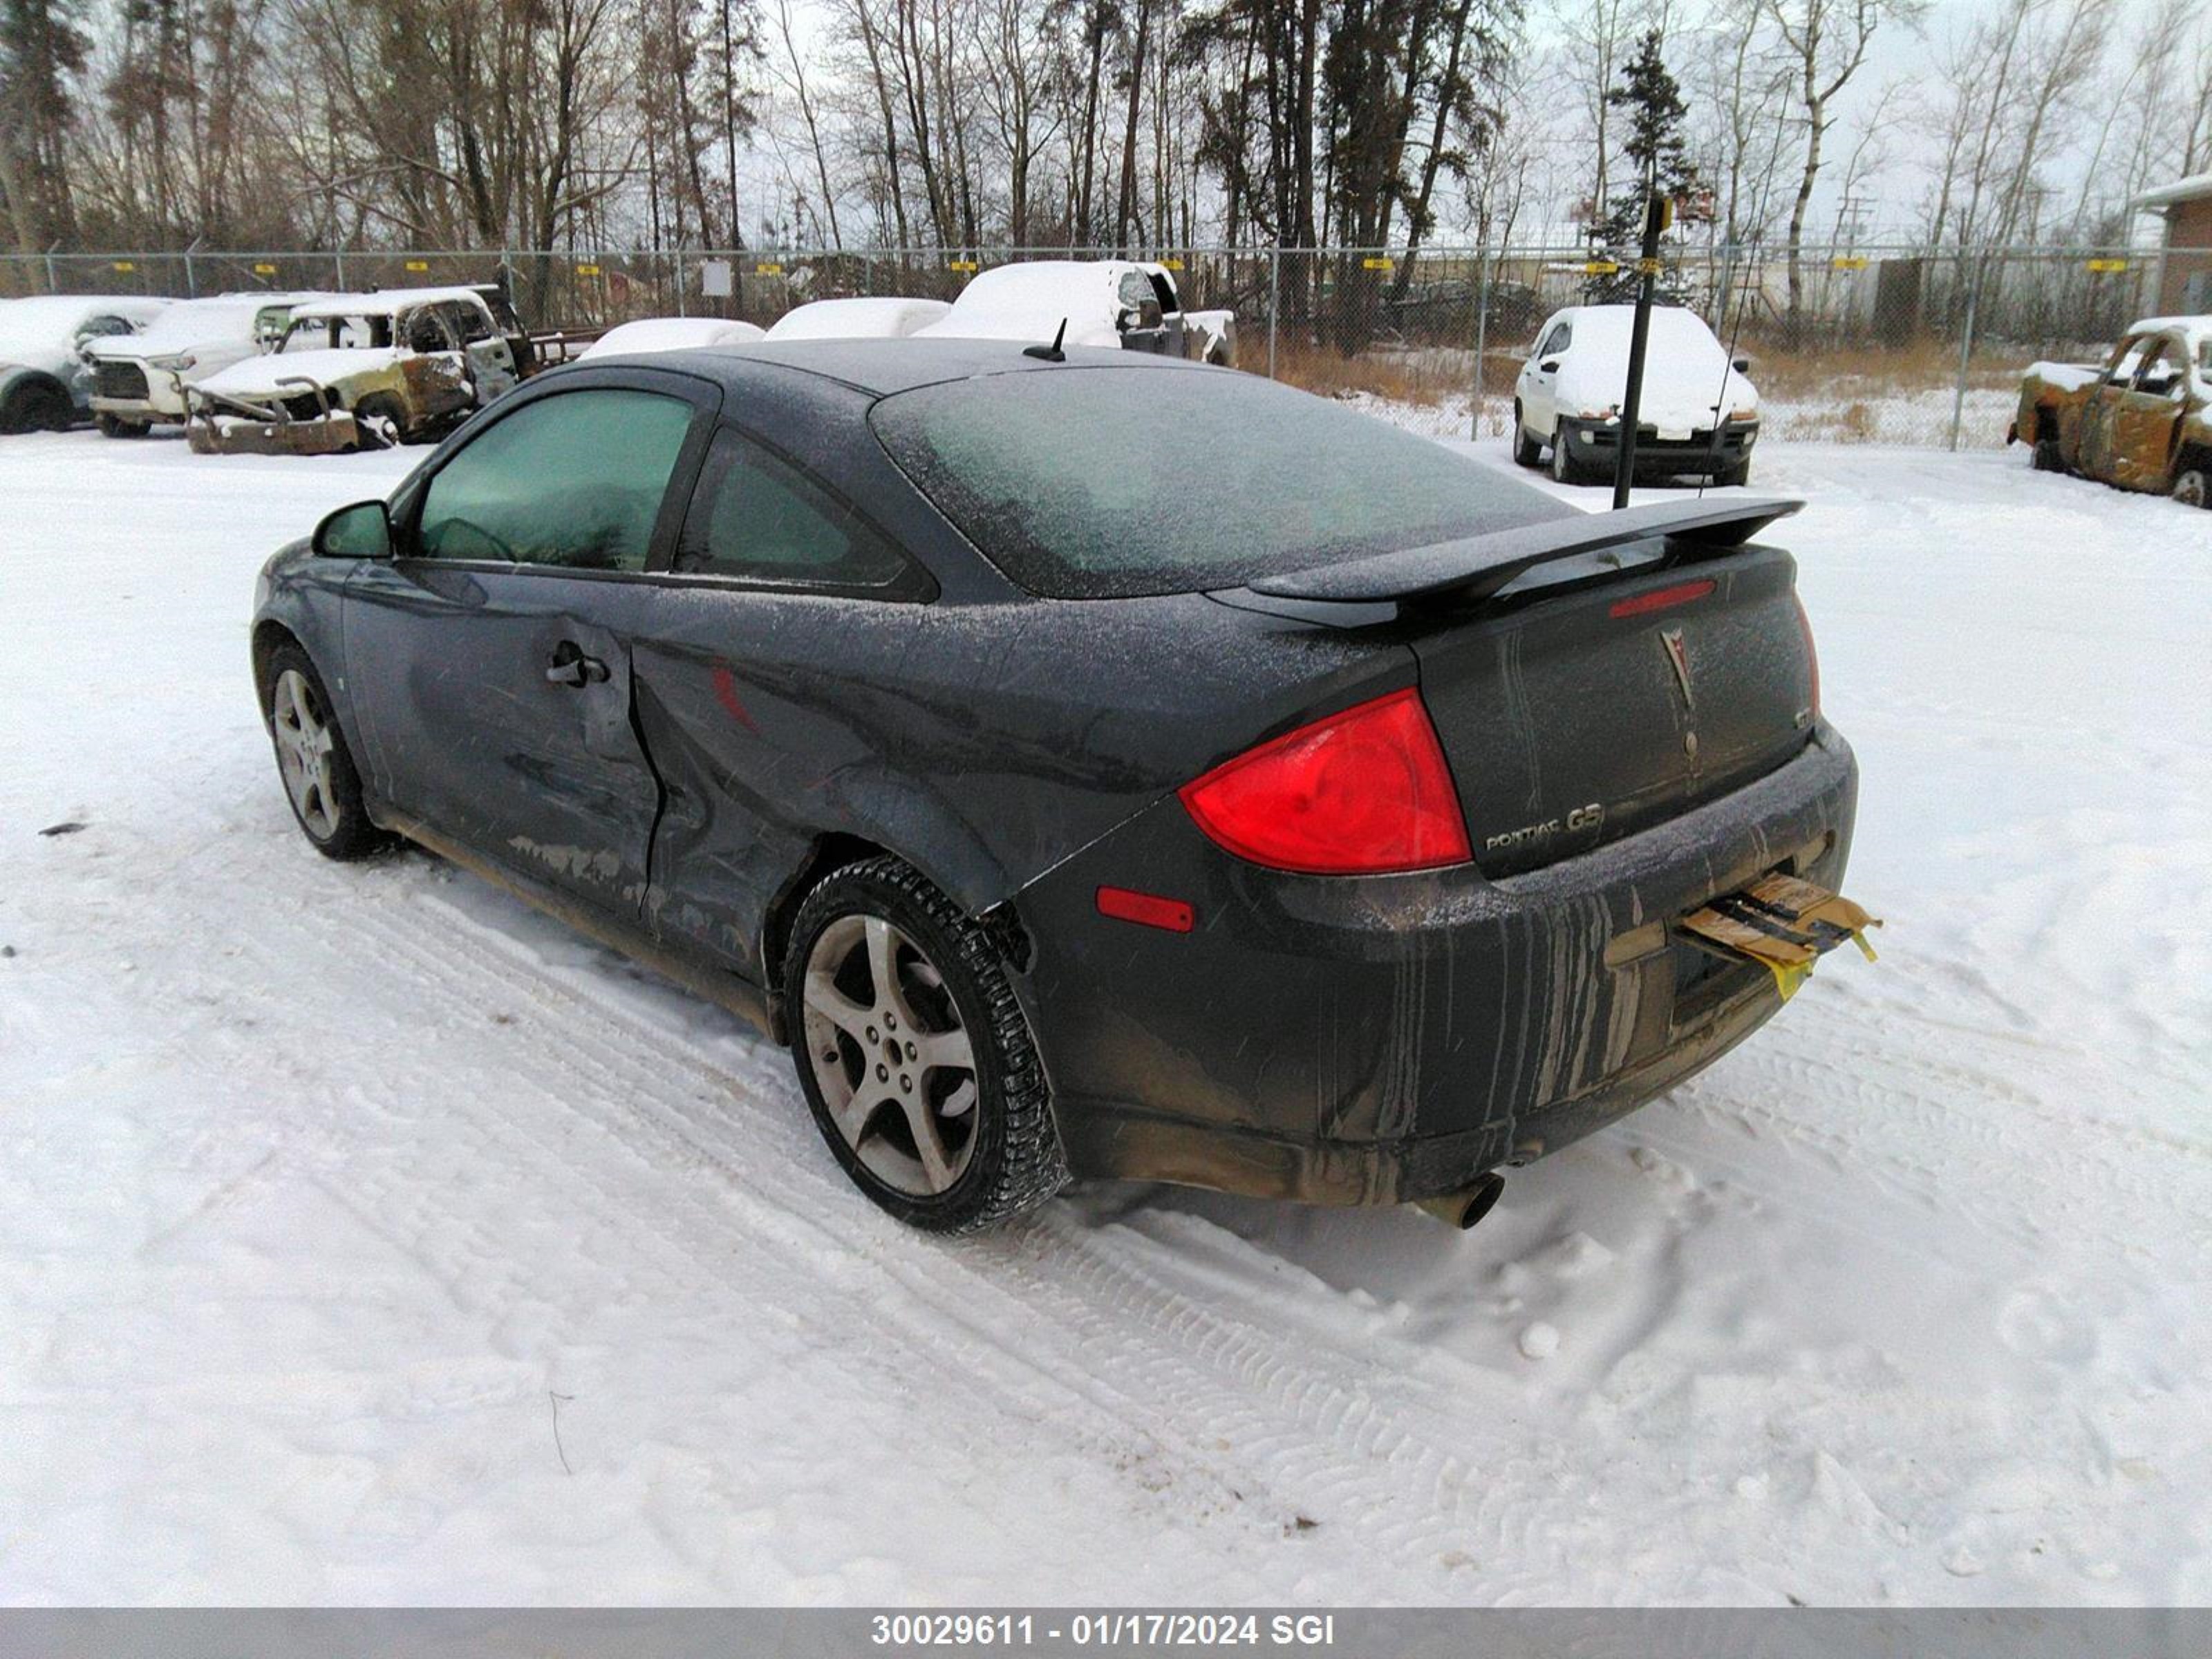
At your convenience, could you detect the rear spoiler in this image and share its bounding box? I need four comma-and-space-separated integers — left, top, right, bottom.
1244, 497, 1804, 608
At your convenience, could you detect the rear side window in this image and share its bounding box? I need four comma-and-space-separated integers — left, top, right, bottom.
677, 427, 908, 588
873, 365, 1563, 599
415, 388, 694, 571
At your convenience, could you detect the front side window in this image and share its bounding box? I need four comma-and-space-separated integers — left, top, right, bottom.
2134, 340, 2188, 398
677, 427, 908, 588
1537, 322, 1571, 358
415, 388, 695, 571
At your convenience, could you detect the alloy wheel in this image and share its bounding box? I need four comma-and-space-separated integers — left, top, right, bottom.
801, 914, 980, 1197
271, 668, 341, 840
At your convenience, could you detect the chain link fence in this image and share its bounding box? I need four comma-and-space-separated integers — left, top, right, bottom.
3, 241, 2193, 453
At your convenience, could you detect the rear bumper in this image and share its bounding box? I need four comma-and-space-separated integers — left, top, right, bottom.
1012, 724, 1856, 1205
1562, 415, 1757, 476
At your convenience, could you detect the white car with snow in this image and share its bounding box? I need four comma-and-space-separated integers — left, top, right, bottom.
187, 287, 534, 454
577, 316, 767, 360
1513, 304, 1760, 486
917, 260, 1235, 365
764, 297, 950, 341
0, 294, 171, 433
84, 292, 323, 437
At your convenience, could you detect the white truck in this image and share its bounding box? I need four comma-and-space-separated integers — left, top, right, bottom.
85, 292, 322, 437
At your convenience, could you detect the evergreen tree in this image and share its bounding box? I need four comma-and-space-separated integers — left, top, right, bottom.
1586, 27, 1694, 297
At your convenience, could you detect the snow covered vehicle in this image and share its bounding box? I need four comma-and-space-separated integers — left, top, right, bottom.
917, 260, 1235, 366
2009, 317, 2212, 506
1512, 304, 1760, 487
0, 294, 171, 433
577, 317, 765, 360
764, 297, 950, 340
84, 292, 321, 437
186, 285, 577, 455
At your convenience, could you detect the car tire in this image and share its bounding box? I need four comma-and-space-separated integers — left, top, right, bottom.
0, 380, 74, 434
2173, 463, 2210, 508
1550, 427, 1587, 485
353, 394, 405, 451
95, 413, 150, 439
1714, 460, 1751, 488
1512, 406, 1541, 467
783, 856, 1068, 1233
261, 641, 394, 862
2032, 436, 2066, 472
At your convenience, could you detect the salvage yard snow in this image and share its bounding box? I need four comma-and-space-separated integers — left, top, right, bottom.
2, 428, 2209, 1606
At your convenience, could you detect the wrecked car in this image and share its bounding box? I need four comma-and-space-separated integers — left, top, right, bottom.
763, 297, 950, 340
187, 286, 550, 455
917, 260, 1235, 366
252, 339, 1868, 1236
0, 294, 171, 433
2010, 316, 2212, 506
85, 292, 322, 437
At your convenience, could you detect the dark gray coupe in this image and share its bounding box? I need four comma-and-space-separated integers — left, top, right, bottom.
252, 339, 1857, 1232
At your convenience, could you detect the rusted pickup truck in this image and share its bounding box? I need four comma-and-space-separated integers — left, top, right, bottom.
2010, 315, 2212, 506
186, 284, 592, 455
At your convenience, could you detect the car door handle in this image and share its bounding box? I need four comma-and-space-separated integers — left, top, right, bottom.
546, 646, 609, 687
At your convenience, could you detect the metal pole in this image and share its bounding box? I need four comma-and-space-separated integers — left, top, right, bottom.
675, 248, 687, 317
1613, 190, 1665, 510
1266, 245, 1281, 379
1949, 254, 1981, 453
1471, 245, 1492, 442
333, 247, 346, 290
44, 240, 59, 293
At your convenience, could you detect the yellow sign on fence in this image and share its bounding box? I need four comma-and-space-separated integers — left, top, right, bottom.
1831, 255, 1870, 270
111, 261, 135, 272
574, 263, 601, 276
252, 262, 278, 275
754, 262, 782, 276
1584, 259, 1619, 276
1362, 256, 1394, 271
403, 260, 429, 272
1159, 257, 1185, 270
948, 259, 980, 272
2086, 257, 2128, 273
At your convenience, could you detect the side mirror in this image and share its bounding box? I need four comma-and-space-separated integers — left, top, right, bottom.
1539, 358, 1560, 373
1732, 357, 1752, 374
314, 500, 394, 560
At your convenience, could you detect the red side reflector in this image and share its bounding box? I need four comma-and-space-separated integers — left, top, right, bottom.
1609, 579, 1716, 619
1096, 885, 1195, 932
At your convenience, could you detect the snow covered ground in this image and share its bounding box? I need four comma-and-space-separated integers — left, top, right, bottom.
1, 428, 2208, 1606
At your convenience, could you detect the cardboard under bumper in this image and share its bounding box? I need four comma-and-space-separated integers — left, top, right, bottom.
1679, 872, 1880, 1000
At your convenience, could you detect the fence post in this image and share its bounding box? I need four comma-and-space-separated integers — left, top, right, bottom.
183, 236, 200, 298
1471, 246, 1491, 441
1948, 254, 1982, 453
44, 240, 59, 293
675, 248, 687, 317
1266, 245, 1281, 379
333, 247, 346, 290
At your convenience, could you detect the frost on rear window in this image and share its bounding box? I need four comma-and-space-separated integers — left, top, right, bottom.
871, 366, 1564, 599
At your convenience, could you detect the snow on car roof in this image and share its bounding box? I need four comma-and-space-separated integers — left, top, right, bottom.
577, 317, 767, 359
108, 292, 324, 350
0, 294, 169, 353
289, 287, 494, 319
764, 297, 951, 341
917, 261, 1143, 341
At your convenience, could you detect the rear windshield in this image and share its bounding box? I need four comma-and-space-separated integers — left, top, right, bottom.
871, 365, 1562, 598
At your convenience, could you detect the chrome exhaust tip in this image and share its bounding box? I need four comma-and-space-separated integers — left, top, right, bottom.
1412, 1170, 1506, 1231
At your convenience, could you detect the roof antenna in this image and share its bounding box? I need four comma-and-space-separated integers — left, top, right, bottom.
1024, 317, 1069, 362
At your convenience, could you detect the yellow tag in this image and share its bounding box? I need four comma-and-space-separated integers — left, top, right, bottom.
1584, 260, 1619, 276
252, 262, 277, 275
404, 260, 429, 272
1637, 257, 1662, 276
1831, 256, 1869, 270
112, 261, 136, 272
753, 262, 782, 276
1362, 256, 1394, 271
1159, 257, 1184, 270
574, 263, 601, 276
948, 260, 979, 272
2086, 257, 2128, 273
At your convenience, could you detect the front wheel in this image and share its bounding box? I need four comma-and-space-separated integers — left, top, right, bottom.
96, 413, 150, 439
784, 857, 1067, 1232
1550, 427, 1591, 485
2032, 437, 2066, 473
262, 643, 393, 861
2173, 462, 2210, 508
1714, 459, 1751, 487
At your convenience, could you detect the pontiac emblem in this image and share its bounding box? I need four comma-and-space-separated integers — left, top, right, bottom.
1659, 626, 1695, 711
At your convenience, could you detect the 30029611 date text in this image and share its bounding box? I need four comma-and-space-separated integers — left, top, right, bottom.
868, 1613, 1337, 1647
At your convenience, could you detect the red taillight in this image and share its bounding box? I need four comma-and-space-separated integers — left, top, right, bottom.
1178, 687, 1472, 874
1793, 593, 1821, 720
1609, 578, 1715, 619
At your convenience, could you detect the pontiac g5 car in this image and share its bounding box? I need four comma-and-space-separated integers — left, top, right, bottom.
251, 340, 1860, 1233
